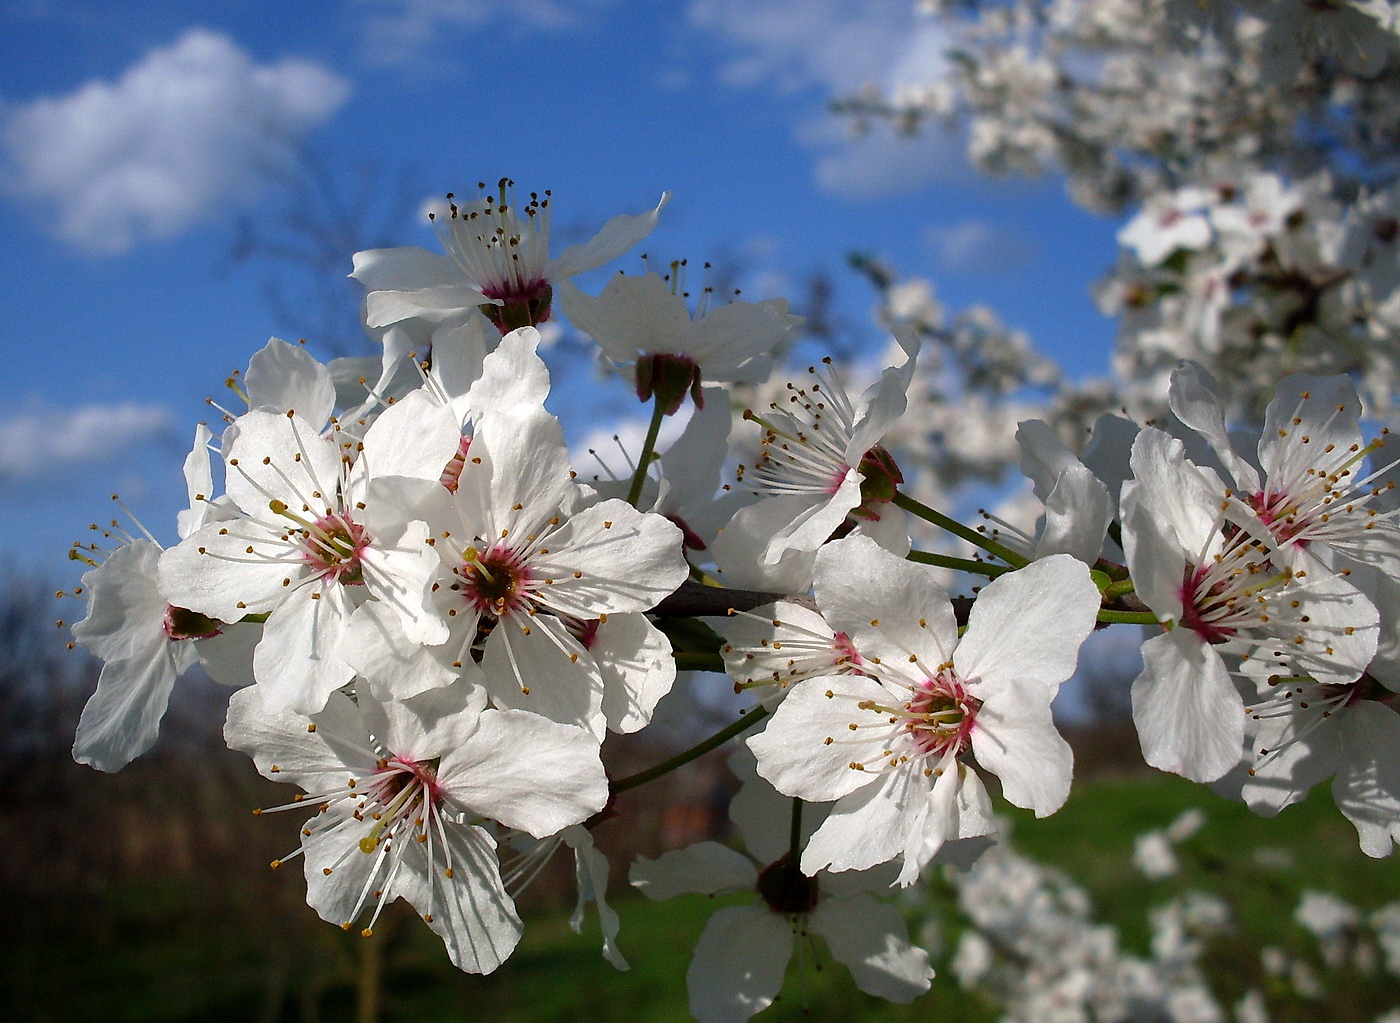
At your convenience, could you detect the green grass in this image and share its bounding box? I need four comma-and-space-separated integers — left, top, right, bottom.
13, 771, 1400, 1022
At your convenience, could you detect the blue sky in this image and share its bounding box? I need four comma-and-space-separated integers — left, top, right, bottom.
0, 0, 1122, 574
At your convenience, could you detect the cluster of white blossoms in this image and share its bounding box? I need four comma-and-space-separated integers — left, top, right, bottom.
939, 808, 1400, 1023
946, 840, 1233, 1023
62, 174, 1400, 1021
832, 0, 1400, 513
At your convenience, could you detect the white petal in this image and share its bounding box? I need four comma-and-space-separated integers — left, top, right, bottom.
537, 500, 688, 617
351, 245, 465, 293
178, 423, 217, 539
558, 273, 691, 359
302, 809, 382, 926
481, 616, 606, 736
728, 756, 827, 865
563, 826, 629, 970
801, 767, 930, 878
690, 297, 801, 378
159, 523, 301, 621
245, 337, 335, 426
956, 554, 1099, 693
253, 584, 356, 715
361, 681, 488, 761
340, 600, 459, 702
1018, 419, 1114, 563
749, 674, 899, 803
430, 316, 492, 415
1334, 701, 1400, 857
357, 520, 448, 647
438, 708, 607, 837
195, 619, 262, 687
223, 686, 377, 784
814, 534, 956, 667
355, 389, 463, 484
1125, 428, 1225, 577
1241, 711, 1341, 816
630, 842, 758, 899
397, 824, 524, 974
70, 540, 170, 664
1131, 629, 1245, 782
1168, 362, 1261, 492
763, 470, 862, 565
458, 408, 573, 535
546, 193, 669, 281
686, 904, 793, 1023
1258, 373, 1362, 485
846, 358, 917, 464
594, 612, 676, 734
72, 644, 180, 772
711, 498, 818, 592
223, 411, 342, 520
1119, 478, 1188, 623
809, 893, 933, 1002
460, 325, 551, 420
970, 681, 1072, 815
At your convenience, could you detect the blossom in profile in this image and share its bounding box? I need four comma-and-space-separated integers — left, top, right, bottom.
351, 181, 668, 338
717, 599, 865, 708
559, 269, 801, 414
70, 425, 251, 772
722, 347, 919, 576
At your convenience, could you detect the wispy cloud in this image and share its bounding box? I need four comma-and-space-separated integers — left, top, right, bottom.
925, 219, 1037, 276
354, 0, 612, 66
688, 0, 946, 95
685, 0, 960, 196
0, 402, 174, 481
1, 29, 349, 253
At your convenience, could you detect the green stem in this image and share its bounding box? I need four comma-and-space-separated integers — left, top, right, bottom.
610, 706, 770, 795
1101, 577, 1137, 601
892, 491, 1028, 569
1097, 609, 1161, 626
626, 397, 668, 508
906, 550, 1012, 577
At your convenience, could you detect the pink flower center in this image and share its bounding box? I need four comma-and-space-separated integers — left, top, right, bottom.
480, 280, 553, 334
302, 515, 370, 585
1178, 564, 1240, 643
1246, 489, 1307, 545
905, 672, 979, 757
453, 545, 532, 617
370, 755, 444, 808
571, 618, 602, 650
832, 631, 862, 667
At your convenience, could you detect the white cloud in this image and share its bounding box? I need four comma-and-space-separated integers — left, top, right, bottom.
1, 29, 349, 253
924, 219, 1037, 275
355, 0, 612, 66
809, 119, 964, 197
685, 0, 962, 196
0, 402, 174, 480
688, 0, 946, 95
